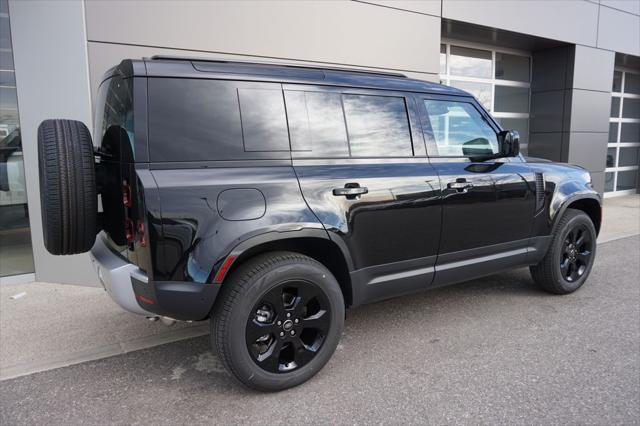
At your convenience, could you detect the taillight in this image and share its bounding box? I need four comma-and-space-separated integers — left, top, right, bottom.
125, 218, 135, 243
137, 221, 146, 247
122, 181, 132, 208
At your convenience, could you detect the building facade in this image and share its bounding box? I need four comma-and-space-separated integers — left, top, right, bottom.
1, 0, 639, 284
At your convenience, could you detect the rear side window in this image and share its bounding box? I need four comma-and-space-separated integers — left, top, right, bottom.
342, 94, 412, 157
285, 90, 413, 158
148, 79, 289, 161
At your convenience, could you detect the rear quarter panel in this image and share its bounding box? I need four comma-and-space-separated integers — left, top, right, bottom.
150, 164, 321, 283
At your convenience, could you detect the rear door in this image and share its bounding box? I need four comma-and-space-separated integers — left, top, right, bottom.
285, 85, 442, 304
416, 95, 535, 286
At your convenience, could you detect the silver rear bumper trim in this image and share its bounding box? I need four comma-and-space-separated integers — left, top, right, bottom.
89, 233, 153, 316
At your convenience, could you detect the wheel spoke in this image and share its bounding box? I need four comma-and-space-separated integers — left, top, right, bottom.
259, 339, 283, 372
302, 309, 330, 332
246, 319, 276, 343
261, 287, 286, 317
575, 231, 585, 248
560, 257, 570, 274
577, 250, 591, 265
291, 337, 317, 367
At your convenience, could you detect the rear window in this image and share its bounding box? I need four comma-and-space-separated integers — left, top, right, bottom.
94, 76, 134, 161
148, 79, 289, 162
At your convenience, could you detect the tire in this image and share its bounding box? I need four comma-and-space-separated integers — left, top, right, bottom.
37, 119, 97, 255
211, 251, 345, 392
530, 208, 597, 294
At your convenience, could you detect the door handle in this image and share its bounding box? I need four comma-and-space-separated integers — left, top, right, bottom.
333, 184, 368, 199
447, 180, 473, 192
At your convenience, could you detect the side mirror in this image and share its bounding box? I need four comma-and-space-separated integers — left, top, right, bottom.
498, 130, 520, 157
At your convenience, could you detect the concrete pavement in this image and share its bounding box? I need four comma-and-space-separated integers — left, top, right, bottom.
1, 235, 638, 425
0, 195, 638, 381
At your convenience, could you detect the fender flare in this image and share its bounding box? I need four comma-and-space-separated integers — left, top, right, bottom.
208, 227, 355, 283
549, 188, 602, 232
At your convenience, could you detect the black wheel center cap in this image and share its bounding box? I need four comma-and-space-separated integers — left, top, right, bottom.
282, 320, 294, 331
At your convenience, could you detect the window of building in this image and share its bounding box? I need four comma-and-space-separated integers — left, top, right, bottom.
606, 68, 640, 197
423, 99, 499, 157
440, 42, 531, 154
0, 0, 35, 277
285, 91, 413, 158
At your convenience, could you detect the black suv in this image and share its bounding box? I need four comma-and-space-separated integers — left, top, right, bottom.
37, 57, 601, 391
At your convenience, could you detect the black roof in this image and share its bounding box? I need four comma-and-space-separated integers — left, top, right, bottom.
108, 57, 469, 97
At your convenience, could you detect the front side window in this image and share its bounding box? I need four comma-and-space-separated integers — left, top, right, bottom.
423, 99, 499, 157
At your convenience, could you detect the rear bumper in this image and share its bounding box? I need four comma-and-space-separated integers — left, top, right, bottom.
90, 232, 220, 321
89, 233, 152, 316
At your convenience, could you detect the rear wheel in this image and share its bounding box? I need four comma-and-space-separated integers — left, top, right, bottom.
212, 251, 344, 391
530, 209, 597, 294
37, 119, 97, 255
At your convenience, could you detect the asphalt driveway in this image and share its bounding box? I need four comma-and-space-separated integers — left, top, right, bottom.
1, 235, 639, 425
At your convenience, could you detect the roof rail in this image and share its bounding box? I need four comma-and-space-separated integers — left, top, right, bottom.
148, 55, 407, 78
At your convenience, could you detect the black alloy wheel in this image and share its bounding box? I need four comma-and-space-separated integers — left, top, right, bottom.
246, 280, 331, 373
560, 224, 593, 283
530, 208, 597, 294
212, 251, 344, 391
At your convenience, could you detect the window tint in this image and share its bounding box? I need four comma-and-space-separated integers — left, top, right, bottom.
423, 99, 499, 157
342, 94, 412, 157
149, 79, 243, 162
285, 91, 349, 157
285, 91, 413, 158
148, 79, 290, 161
94, 76, 134, 160
238, 88, 289, 151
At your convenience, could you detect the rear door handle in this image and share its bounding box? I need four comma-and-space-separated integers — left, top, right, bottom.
333, 184, 368, 199
447, 180, 473, 192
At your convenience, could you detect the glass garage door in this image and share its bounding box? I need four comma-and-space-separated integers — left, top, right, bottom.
606, 68, 640, 196
0, 0, 35, 277
439, 42, 531, 154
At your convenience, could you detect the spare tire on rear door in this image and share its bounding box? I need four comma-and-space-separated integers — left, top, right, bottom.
37, 119, 97, 255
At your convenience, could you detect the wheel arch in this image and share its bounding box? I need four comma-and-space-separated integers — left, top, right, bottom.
552, 193, 602, 236
218, 231, 354, 307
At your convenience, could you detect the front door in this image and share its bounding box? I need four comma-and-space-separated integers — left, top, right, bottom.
417, 96, 535, 286
284, 85, 442, 304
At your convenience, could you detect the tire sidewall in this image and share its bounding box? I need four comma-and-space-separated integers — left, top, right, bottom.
551, 211, 597, 292
224, 261, 344, 391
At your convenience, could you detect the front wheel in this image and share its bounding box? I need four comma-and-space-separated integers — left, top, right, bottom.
530, 209, 597, 294
211, 251, 345, 391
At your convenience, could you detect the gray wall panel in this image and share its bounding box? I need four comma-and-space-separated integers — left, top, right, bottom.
568, 90, 613, 133
572, 46, 615, 92
85, 0, 441, 75
359, 0, 441, 16
600, 0, 640, 16
442, 0, 599, 47
8, 0, 98, 285
529, 132, 565, 162
567, 132, 609, 172
597, 5, 640, 55
530, 91, 566, 133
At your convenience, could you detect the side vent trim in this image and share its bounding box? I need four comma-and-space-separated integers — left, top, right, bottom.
535, 172, 545, 214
